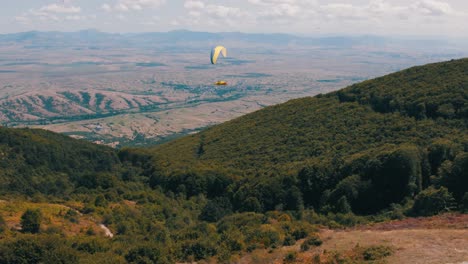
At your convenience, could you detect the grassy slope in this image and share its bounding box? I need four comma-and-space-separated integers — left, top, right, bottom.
149, 58, 468, 175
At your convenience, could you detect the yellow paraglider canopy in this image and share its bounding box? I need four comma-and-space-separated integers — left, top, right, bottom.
211, 46, 227, 64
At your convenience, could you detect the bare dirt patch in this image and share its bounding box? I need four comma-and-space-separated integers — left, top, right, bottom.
237, 214, 468, 264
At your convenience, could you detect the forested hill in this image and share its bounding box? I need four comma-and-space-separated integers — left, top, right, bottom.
0, 127, 120, 196
0, 59, 466, 264
144, 58, 468, 214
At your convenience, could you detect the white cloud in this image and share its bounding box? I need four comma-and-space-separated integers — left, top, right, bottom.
104, 0, 166, 12
204, 5, 244, 18
413, 0, 454, 16
246, 0, 457, 23
39, 4, 81, 14
184, 0, 205, 9
13, 3, 84, 24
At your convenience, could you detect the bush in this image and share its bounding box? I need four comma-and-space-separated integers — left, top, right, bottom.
282, 235, 296, 246
283, 251, 297, 263
412, 187, 455, 216
73, 239, 109, 254
125, 245, 170, 264
292, 227, 308, 240
300, 242, 310, 252
362, 245, 393, 261
303, 234, 323, 247
21, 209, 42, 234
0, 236, 79, 264
245, 224, 281, 249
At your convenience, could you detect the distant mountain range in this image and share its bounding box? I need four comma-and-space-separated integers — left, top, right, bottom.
0, 29, 464, 51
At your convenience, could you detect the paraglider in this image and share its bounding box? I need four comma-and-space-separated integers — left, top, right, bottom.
211, 45, 228, 85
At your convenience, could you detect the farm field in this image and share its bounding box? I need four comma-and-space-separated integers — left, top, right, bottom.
1, 31, 466, 146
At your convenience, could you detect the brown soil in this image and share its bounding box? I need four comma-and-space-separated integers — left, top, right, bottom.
238, 213, 468, 264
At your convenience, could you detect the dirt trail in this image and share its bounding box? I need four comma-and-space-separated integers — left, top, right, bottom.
99, 224, 114, 238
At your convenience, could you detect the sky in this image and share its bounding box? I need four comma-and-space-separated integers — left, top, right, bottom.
2, 0, 468, 37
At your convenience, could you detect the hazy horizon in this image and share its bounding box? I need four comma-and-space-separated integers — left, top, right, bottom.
2, 1, 468, 38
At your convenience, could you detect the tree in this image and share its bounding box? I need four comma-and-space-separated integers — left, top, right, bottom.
199, 197, 233, 222
21, 209, 42, 234
442, 153, 468, 200
335, 196, 352, 214
411, 187, 455, 216
125, 245, 170, 264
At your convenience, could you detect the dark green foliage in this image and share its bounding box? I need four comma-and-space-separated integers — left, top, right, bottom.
64, 209, 79, 222
21, 209, 42, 234
335, 196, 352, 214
303, 234, 323, 247
428, 139, 459, 175
284, 251, 297, 263
461, 193, 468, 212
0, 214, 6, 233
362, 245, 394, 261
441, 152, 468, 200
282, 235, 296, 246
0, 59, 467, 263
335, 59, 468, 120
149, 59, 468, 215
125, 245, 171, 264
298, 160, 341, 209
412, 187, 455, 216
291, 227, 308, 240
199, 197, 233, 222
72, 238, 109, 254
300, 242, 310, 252
300, 234, 323, 252
0, 127, 119, 196
360, 146, 423, 211
95, 194, 109, 207
179, 241, 217, 261
0, 236, 79, 264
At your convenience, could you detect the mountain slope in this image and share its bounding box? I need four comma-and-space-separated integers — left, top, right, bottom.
145, 58, 468, 213
0, 127, 120, 195
150, 58, 467, 170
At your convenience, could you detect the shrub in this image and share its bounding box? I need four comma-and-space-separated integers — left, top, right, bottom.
292, 228, 308, 240
283, 251, 297, 263
125, 245, 170, 264
20, 209, 42, 234
282, 235, 296, 246
362, 245, 393, 261
300, 242, 310, 252
412, 187, 455, 216
303, 234, 323, 247
0, 236, 79, 264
